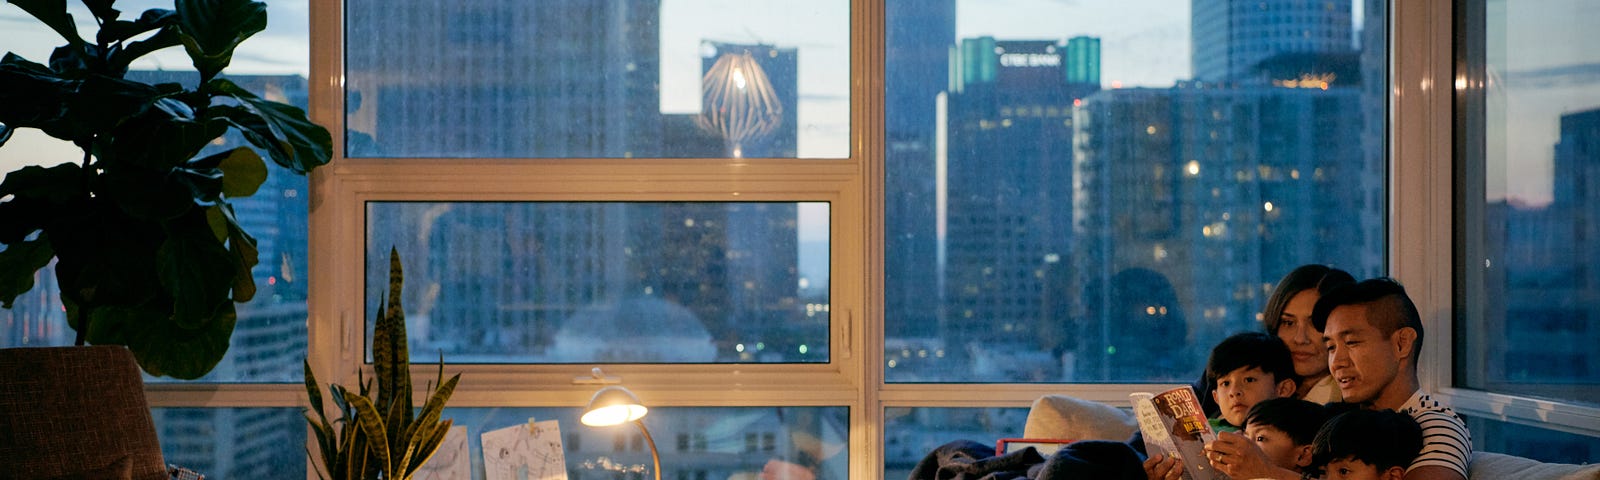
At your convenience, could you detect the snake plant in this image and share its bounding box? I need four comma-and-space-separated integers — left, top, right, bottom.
304, 249, 460, 480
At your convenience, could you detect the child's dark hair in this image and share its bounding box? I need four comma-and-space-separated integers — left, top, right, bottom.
1204, 332, 1296, 389
1311, 409, 1423, 472
1244, 398, 1328, 446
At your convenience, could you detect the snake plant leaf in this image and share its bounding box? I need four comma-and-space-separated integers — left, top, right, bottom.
342, 393, 393, 475
0, 237, 54, 308
5, 0, 84, 45
174, 0, 266, 82
207, 80, 333, 173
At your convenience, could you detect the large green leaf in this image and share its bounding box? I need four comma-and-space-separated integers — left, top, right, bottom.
0, 237, 54, 308
0, 122, 12, 147
213, 146, 267, 198
100, 164, 196, 220
63, 74, 163, 140
212, 203, 259, 302
175, 0, 266, 82
208, 79, 333, 174
92, 301, 236, 379
156, 212, 238, 329
101, 8, 176, 44
81, 0, 119, 24
5, 0, 84, 45
110, 19, 182, 74
104, 97, 219, 172
0, 162, 82, 204
0, 54, 79, 140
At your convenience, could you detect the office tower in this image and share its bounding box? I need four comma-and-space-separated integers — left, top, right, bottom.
1063, 36, 1101, 87
936, 38, 1100, 380
1191, 0, 1355, 83
345, 0, 664, 157
1483, 108, 1600, 386
1071, 83, 1369, 381
884, 0, 956, 341
698, 42, 799, 158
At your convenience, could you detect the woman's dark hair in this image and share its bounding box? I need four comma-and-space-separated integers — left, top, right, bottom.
1260, 265, 1356, 335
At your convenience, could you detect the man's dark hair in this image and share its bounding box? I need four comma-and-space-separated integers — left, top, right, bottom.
1310, 277, 1424, 360
1205, 332, 1296, 389
1244, 398, 1329, 446
1261, 264, 1356, 335
1311, 409, 1423, 472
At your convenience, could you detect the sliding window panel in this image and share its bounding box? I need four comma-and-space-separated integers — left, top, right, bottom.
1454, 0, 1600, 406
152, 408, 308, 478
343, 0, 848, 159
364, 201, 830, 364
433, 406, 847, 480
883, 0, 1389, 383
0, 0, 311, 384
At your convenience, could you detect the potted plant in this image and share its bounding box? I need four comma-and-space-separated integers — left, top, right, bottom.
304, 249, 460, 480
0, 0, 332, 378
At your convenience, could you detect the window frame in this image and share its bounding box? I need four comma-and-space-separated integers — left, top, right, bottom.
132, 0, 1600, 478
1426, 0, 1600, 438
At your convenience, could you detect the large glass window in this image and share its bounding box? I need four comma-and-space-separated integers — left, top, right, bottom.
365, 202, 831, 364
0, 0, 310, 384
884, 0, 1388, 383
342, 0, 849, 158
1454, 0, 1600, 406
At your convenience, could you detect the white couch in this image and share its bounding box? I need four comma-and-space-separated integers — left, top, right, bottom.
1024, 395, 1600, 480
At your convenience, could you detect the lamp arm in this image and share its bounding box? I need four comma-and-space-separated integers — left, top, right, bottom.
633, 419, 662, 480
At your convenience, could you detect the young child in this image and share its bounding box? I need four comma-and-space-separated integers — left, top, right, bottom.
1241, 397, 1328, 474
1311, 409, 1424, 480
1205, 332, 1299, 432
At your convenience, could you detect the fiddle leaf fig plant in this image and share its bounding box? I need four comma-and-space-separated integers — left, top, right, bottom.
0, 0, 333, 379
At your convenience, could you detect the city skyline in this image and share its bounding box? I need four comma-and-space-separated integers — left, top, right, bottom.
3, 0, 1595, 202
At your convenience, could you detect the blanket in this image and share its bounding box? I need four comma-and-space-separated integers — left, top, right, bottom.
907, 439, 1145, 480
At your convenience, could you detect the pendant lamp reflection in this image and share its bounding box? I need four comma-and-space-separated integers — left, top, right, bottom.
697, 47, 784, 158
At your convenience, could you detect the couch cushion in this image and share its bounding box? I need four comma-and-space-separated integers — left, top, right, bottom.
1467, 451, 1600, 480
1024, 395, 1138, 442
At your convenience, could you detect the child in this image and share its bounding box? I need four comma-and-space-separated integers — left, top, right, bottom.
1205, 332, 1298, 432
1241, 398, 1328, 474
1311, 409, 1424, 480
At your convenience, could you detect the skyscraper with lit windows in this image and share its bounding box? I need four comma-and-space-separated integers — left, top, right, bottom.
1191, 0, 1355, 83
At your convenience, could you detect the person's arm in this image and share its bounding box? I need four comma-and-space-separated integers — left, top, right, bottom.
1403, 465, 1465, 480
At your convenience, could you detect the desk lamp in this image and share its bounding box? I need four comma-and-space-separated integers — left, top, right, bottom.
581, 385, 660, 480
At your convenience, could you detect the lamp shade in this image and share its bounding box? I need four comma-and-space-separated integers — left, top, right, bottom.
580, 386, 648, 426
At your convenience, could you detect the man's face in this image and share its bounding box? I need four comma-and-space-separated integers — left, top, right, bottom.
1212, 366, 1290, 427
1323, 457, 1405, 480
1324, 305, 1401, 404
1242, 423, 1309, 471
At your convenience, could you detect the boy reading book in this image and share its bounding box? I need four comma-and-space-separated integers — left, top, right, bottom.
1311, 409, 1423, 480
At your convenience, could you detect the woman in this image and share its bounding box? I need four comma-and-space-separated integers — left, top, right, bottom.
1259, 264, 1355, 404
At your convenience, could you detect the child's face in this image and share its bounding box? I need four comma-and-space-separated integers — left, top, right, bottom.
1323, 457, 1406, 480
1242, 423, 1310, 471
1212, 366, 1293, 427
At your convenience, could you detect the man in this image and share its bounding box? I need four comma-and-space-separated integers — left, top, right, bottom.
1311, 278, 1471, 480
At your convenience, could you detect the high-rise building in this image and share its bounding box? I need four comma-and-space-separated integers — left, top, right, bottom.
1480, 108, 1600, 386
1070, 82, 1374, 381
344, 0, 664, 157
1191, 0, 1355, 83
934, 38, 1100, 380
884, 0, 955, 341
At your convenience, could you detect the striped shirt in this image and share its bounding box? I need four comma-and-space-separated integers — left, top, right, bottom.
1397, 390, 1472, 476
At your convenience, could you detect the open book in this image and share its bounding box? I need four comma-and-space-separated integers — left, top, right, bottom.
1131, 386, 1229, 480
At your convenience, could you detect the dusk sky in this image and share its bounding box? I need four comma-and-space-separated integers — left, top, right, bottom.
4, 0, 1597, 203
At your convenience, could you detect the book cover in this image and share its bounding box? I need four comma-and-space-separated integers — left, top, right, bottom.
1131, 386, 1228, 480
